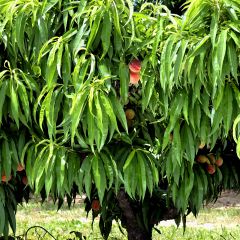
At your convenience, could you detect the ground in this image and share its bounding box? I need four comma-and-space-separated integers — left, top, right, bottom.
15, 191, 240, 239
160, 190, 240, 229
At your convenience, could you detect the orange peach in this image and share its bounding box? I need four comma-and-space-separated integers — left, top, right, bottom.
130, 71, 140, 85
1, 175, 12, 182
125, 109, 135, 120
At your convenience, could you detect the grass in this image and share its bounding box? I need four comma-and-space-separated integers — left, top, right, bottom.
15, 196, 240, 240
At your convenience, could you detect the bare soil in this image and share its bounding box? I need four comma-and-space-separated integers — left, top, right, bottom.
160, 190, 240, 229
206, 190, 240, 208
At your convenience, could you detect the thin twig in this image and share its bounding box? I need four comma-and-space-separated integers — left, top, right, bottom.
24, 226, 57, 240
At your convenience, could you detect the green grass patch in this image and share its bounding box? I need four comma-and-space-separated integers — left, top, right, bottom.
15, 199, 240, 240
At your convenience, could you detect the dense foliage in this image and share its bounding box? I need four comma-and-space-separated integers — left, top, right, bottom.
0, 0, 240, 239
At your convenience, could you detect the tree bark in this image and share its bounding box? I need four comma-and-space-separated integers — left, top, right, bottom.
117, 190, 152, 240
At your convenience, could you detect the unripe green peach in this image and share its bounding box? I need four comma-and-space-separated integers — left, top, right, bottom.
196, 155, 210, 164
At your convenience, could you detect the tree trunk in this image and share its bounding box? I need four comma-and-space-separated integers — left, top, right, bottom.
117, 190, 152, 240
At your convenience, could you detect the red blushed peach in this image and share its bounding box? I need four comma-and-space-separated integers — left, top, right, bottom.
129, 59, 141, 73
91, 199, 101, 211
22, 176, 28, 185
215, 157, 223, 167
206, 164, 216, 174
130, 71, 140, 84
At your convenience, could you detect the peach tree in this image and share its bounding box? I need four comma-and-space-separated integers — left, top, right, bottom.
1, 0, 240, 239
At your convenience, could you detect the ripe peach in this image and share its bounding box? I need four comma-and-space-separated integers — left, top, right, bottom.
198, 142, 206, 149
22, 176, 28, 185
215, 157, 223, 167
130, 71, 140, 85
129, 59, 141, 73
1, 175, 12, 182
17, 164, 25, 172
206, 164, 216, 174
196, 155, 209, 164
91, 199, 100, 211
207, 153, 216, 164
125, 109, 135, 120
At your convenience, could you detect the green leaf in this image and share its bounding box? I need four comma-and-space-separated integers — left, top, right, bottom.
10, 139, 19, 168
72, 19, 88, 57
217, 29, 228, 76
137, 151, 147, 199
111, 2, 121, 36
101, 11, 112, 58
227, 39, 238, 80
17, 82, 30, 122
94, 92, 103, 137
0, 81, 8, 124
222, 85, 233, 135
33, 146, 49, 189
160, 35, 175, 91
123, 158, 134, 198
237, 137, 240, 159
172, 122, 182, 167
70, 88, 89, 145
230, 31, 240, 48
87, 106, 95, 152
151, 16, 163, 67
109, 93, 128, 133
119, 61, 129, 105
2, 140, 11, 179
15, 12, 27, 59
86, 7, 104, 51
123, 150, 135, 171
10, 83, 19, 127
183, 93, 189, 124
62, 44, 71, 90
181, 124, 195, 166
46, 41, 59, 88
142, 73, 155, 111
82, 155, 93, 199
233, 114, 240, 143
56, 42, 64, 77
145, 159, 154, 195
210, 9, 219, 46
0, 200, 5, 234
165, 93, 184, 138
55, 148, 66, 195
92, 155, 106, 203
99, 106, 109, 150
100, 152, 114, 189
6, 201, 16, 234
100, 92, 118, 138
174, 39, 188, 83
190, 35, 210, 58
